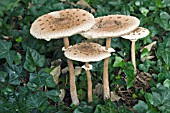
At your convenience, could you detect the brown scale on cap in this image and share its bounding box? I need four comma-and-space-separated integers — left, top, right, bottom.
64, 42, 111, 62
80, 15, 140, 39
30, 9, 95, 40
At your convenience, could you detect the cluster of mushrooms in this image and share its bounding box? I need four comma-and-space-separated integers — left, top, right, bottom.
30, 9, 150, 105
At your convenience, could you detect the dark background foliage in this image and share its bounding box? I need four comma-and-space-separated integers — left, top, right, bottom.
0, 0, 170, 112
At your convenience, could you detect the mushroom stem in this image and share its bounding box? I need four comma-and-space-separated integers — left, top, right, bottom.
131, 40, 137, 74
85, 62, 93, 102
103, 37, 111, 100
63, 37, 79, 105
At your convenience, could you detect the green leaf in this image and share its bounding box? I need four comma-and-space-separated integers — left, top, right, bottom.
0, 71, 8, 82
163, 79, 170, 88
145, 92, 154, 105
139, 60, 151, 72
0, 40, 15, 64
24, 47, 45, 72
158, 71, 170, 82
14, 52, 22, 65
3, 64, 22, 85
113, 56, 124, 67
141, 48, 149, 59
46, 90, 60, 102
26, 92, 48, 112
45, 75, 56, 88
74, 104, 93, 113
139, 7, 149, 16
29, 71, 48, 87
154, 12, 170, 30
123, 62, 135, 89
152, 92, 161, 106
94, 100, 117, 113
133, 100, 148, 113
26, 82, 38, 91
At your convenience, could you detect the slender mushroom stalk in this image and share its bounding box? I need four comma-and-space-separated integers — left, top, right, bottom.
80, 15, 140, 100
30, 9, 96, 105
63, 37, 79, 105
121, 27, 150, 75
85, 62, 92, 102
131, 40, 137, 74
103, 37, 111, 100
64, 42, 111, 103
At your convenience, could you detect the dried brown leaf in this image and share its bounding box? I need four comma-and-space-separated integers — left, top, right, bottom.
110, 91, 121, 101
93, 83, 103, 96
50, 65, 61, 85
59, 89, 65, 102
76, 0, 95, 13
140, 41, 157, 52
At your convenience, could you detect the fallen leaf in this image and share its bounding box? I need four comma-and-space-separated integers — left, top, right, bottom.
62, 66, 82, 76
140, 41, 157, 52
141, 55, 155, 62
50, 65, 61, 85
110, 91, 121, 101
74, 66, 82, 76
93, 83, 103, 96
59, 89, 65, 102
61, 67, 69, 74
76, 0, 96, 13
3, 36, 10, 39
51, 59, 61, 67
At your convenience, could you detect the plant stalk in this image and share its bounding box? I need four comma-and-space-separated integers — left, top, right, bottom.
63, 37, 79, 105
85, 62, 93, 102
103, 37, 111, 100
131, 40, 137, 75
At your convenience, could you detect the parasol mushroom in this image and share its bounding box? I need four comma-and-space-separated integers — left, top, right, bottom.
80, 15, 140, 100
121, 27, 150, 74
64, 42, 111, 102
30, 9, 95, 105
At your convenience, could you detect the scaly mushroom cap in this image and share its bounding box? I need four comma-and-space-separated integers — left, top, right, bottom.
121, 27, 150, 40
30, 9, 95, 41
80, 15, 140, 39
64, 42, 111, 62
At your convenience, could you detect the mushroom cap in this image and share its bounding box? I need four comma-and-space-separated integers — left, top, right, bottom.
121, 27, 150, 41
80, 15, 140, 39
64, 42, 111, 62
30, 9, 95, 41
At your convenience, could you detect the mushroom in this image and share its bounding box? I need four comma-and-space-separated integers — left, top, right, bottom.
30, 9, 95, 105
80, 15, 140, 100
121, 27, 150, 74
64, 42, 111, 102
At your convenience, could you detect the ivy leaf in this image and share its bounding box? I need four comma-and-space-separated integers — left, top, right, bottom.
157, 37, 170, 67
45, 75, 56, 88
74, 104, 94, 113
26, 91, 48, 112
163, 79, 170, 88
113, 56, 124, 68
0, 40, 15, 64
3, 64, 22, 85
94, 100, 117, 113
46, 90, 60, 102
152, 92, 162, 106
154, 12, 170, 30
0, 71, 8, 82
24, 47, 45, 72
29, 71, 48, 87
133, 100, 148, 113
123, 62, 135, 89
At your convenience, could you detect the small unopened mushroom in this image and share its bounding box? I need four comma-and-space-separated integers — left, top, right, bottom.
30, 9, 95, 105
121, 27, 150, 74
64, 42, 111, 102
80, 15, 140, 100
